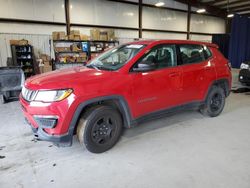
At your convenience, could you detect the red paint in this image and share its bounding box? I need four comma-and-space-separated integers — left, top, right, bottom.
20, 40, 232, 136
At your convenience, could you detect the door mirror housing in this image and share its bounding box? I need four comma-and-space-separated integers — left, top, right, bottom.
133, 60, 156, 72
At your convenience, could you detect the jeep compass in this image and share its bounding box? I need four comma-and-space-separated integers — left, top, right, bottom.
20, 40, 232, 153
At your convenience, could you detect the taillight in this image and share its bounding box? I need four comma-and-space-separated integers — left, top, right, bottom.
227, 61, 232, 71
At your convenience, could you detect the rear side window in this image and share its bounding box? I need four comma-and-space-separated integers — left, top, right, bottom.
179, 44, 206, 65
203, 45, 212, 59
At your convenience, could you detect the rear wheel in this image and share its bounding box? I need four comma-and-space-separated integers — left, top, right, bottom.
77, 105, 123, 153
200, 86, 225, 117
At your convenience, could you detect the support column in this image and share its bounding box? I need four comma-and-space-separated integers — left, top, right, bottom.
139, 0, 142, 38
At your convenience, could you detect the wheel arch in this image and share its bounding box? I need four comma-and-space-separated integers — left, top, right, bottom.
205, 78, 231, 100
68, 95, 133, 137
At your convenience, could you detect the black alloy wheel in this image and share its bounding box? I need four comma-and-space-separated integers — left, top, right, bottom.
91, 116, 118, 145
77, 105, 123, 153
200, 86, 225, 117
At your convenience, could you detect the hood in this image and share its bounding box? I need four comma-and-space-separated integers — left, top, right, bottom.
25, 66, 113, 90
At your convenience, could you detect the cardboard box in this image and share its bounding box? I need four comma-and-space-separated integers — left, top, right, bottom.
68, 34, 74, 40
40, 54, 51, 61
19, 39, 29, 45
10, 40, 20, 45
79, 52, 87, 58
55, 47, 71, 52
74, 35, 81, 41
66, 56, 77, 63
108, 29, 115, 41
71, 44, 81, 52
40, 54, 48, 61
44, 65, 52, 73
80, 34, 89, 40
39, 66, 44, 74
70, 30, 80, 35
43, 61, 50, 66
99, 31, 108, 41
52, 32, 58, 40
58, 31, 66, 40
76, 57, 87, 62
90, 29, 100, 40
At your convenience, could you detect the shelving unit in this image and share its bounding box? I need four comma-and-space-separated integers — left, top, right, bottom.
52, 40, 119, 70
11, 44, 35, 78
90, 40, 119, 59
53, 40, 91, 70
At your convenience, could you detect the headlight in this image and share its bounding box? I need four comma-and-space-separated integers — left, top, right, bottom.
240, 63, 249, 70
34, 89, 73, 102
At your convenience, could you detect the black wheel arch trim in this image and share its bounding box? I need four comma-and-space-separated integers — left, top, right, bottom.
205, 78, 231, 100
67, 95, 133, 141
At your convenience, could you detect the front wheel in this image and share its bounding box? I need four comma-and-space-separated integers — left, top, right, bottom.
200, 86, 225, 117
77, 105, 123, 153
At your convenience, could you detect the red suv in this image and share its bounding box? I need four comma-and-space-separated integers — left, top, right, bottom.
20, 40, 232, 153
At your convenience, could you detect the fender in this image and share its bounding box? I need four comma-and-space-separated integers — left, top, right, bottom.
204, 78, 231, 101
67, 95, 133, 139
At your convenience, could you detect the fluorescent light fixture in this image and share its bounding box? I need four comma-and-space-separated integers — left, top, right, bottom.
196, 8, 206, 13
123, 12, 134, 16
155, 2, 165, 7
227, 14, 234, 18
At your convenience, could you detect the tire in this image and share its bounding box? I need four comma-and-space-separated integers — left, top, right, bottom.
77, 105, 123, 153
0, 95, 5, 104
200, 86, 225, 117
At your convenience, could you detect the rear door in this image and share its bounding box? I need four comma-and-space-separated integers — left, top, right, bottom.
129, 44, 183, 118
177, 44, 216, 102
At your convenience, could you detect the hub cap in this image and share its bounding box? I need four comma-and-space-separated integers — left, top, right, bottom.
210, 93, 222, 112
91, 116, 116, 145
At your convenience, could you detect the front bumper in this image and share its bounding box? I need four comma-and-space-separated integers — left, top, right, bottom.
25, 118, 72, 146
20, 94, 77, 146
239, 69, 250, 84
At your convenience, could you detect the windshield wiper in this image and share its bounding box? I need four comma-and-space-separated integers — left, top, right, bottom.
86, 64, 100, 70
87, 64, 113, 71
96, 66, 113, 71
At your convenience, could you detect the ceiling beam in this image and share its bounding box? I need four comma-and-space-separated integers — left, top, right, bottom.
226, 4, 250, 11
212, 0, 226, 3
217, 0, 250, 8
231, 7, 250, 13
238, 12, 250, 16
238, 11, 250, 14
174, 0, 227, 17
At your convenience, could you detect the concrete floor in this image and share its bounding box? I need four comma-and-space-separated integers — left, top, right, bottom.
1, 70, 250, 188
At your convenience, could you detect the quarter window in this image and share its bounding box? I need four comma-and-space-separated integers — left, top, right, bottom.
203, 45, 212, 59
179, 44, 206, 64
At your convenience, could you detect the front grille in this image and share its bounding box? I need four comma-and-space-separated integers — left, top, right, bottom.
21, 87, 37, 102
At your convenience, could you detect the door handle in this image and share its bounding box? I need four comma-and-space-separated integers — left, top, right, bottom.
169, 72, 179, 77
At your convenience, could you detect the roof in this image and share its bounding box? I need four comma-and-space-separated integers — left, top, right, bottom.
128, 40, 218, 48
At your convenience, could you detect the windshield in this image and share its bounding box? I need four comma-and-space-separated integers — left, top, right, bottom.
87, 44, 146, 71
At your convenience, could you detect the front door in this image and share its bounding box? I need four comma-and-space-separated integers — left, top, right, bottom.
129, 44, 183, 118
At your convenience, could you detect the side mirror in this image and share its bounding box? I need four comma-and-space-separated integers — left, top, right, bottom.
133, 60, 156, 72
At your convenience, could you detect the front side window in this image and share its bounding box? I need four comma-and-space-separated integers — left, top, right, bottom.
87, 44, 146, 71
179, 44, 206, 65
133, 44, 177, 70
